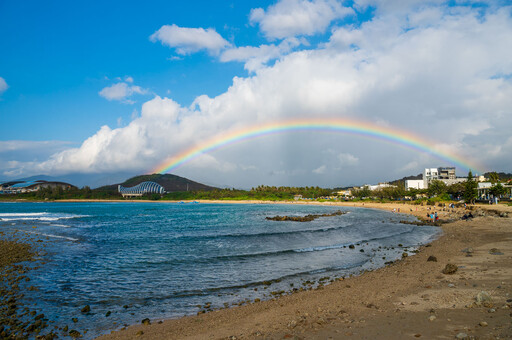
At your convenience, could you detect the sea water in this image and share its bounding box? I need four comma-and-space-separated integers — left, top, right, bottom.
0, 202, 441, 338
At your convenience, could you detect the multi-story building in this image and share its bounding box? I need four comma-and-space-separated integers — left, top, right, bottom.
406, 167, 463, 190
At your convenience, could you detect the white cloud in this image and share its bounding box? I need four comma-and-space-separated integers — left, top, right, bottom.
250, 0, 354, 40
99, 82, 147, 103
8, 3, 512, 187
0, 77, 8, 94
312, 165, 327, 174
150, 24, 230, 55
337, 153, 359, 166
220, 38, 302, 71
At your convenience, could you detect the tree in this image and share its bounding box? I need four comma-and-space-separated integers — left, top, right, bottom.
352, 186, 372, 199
428, 180, 447, 197
488, 172, 500, 184
489, 183, 506, 197
463, 170, 478, 204
447, 182, 465, 199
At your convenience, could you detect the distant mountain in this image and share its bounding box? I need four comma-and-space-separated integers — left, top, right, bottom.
96, 173, 218, 192
389, 173, 422, 187
483, 172, 512, 181
1, 172, 137, 189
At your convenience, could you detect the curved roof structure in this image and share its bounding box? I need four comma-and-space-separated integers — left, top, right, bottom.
118, 181, 165, 196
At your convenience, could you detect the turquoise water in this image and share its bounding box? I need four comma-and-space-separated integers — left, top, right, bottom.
0, 202, 440, 338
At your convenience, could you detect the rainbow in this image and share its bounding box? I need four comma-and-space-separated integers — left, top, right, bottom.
153, 118, 484, 174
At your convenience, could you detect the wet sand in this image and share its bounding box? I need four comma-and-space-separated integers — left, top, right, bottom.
95, 202, 512, 339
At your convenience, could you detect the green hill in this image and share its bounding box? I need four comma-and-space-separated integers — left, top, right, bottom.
96, 174, 217, 193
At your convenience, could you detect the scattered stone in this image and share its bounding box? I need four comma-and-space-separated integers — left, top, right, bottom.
428, 315, 436, 321
105, 311, 111, 317
455, 332, 468, 339
69, 330, 81, 338
141, 318, 151, 325
135, 330, 144, 337
349, 244, 355, 249
402, 252, 408, 258
81, 305, 90, 314
427, 256, 437, 262
72, 318, 78, 323
461, 248, 473, 254
448, 283, 455, 288
360, 249, 365, 253
488, 308, 496, 313
442, 264, 458, 275
489, 248, 504, 255
475, 291, 492, 307
479, 321, 488, 327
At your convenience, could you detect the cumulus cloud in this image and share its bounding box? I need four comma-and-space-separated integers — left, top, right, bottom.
99, 81, 147, 103
250, 0, 354, 40
220, 38, 302, 71
0, 77, 8, 94
338, 153, 359, 166
312, 165, 327, 174
7, 3, 512, 187
150, 24, 230, 55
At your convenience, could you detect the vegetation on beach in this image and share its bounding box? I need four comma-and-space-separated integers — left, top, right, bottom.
1, 172, 510, 204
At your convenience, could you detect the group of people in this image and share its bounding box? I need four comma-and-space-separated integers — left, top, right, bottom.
427, 211, 439, 222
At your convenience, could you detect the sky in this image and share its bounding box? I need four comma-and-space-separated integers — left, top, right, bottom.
1, 0, 511, 188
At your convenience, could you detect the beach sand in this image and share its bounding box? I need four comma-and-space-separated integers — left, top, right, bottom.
89, 202, 511, 339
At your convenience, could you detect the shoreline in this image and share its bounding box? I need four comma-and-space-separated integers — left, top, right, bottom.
95, 202, 512, 339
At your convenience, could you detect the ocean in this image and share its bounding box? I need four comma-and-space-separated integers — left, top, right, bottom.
0, 202, 441, 338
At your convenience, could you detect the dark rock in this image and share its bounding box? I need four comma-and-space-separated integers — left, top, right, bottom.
69, 330, 81, 338
427, 256, 437, 262
266, 210, 346, 222
442, 263, 458, 274
349, 244, 355, 249
71, 318, 78, 323
141, 318, 151, 325
105, 311, 111, 317
489, 248, 503, 255
81, 305, 90, 313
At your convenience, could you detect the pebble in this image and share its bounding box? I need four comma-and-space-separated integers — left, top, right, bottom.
136, 330, 144, 337
428, 315, 436, 321
455, 332, 468, 339
479, 321, 488, 327
442, 263, 458, 275
448, 283, 455, 288
488, 308, 496, 313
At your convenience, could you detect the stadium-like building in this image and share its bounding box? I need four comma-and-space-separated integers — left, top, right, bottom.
118, 181, 165, 197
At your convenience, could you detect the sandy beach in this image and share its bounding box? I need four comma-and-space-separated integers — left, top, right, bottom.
92, 201, 512, 339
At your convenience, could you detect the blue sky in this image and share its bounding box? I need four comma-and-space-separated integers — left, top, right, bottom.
1, 1, 511, 187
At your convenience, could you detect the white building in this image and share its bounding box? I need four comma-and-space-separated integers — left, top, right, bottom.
406, 167, 464, 190
405, 179, 425, 190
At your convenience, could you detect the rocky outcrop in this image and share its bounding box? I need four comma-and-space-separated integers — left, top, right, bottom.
266, 210, 346, 222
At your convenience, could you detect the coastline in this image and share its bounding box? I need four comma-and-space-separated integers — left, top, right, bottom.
93, 202, 512, 339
